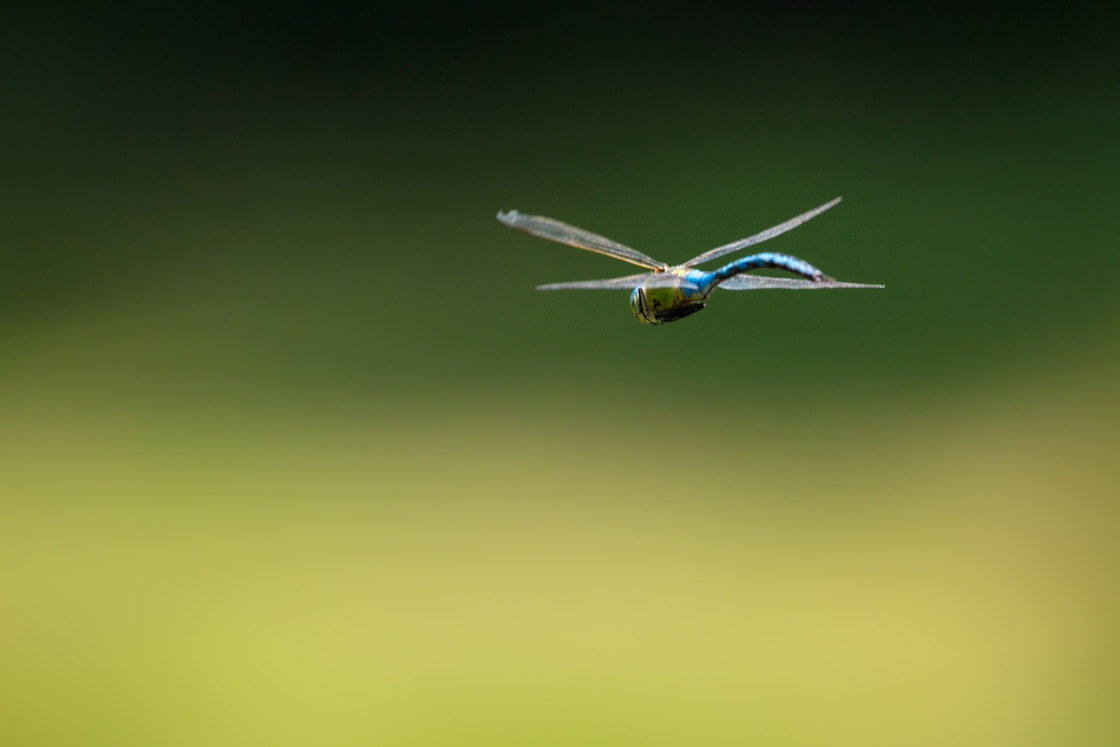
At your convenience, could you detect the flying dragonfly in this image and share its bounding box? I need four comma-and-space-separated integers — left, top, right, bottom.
497, 197, 883, 324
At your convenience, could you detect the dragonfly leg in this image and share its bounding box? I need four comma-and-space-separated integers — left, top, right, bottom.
707, 252, 833, 290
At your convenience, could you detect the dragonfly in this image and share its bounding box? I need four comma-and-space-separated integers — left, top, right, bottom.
497, 197, 883, 324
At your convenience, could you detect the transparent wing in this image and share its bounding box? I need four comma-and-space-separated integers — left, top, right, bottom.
717, 275, 884, 290
682, 197, 843, 267
536, 273, 650, 291
536, 272, 701, 291
498, 210, 667, 270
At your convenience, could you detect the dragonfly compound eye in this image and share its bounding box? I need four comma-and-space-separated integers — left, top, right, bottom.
630, 282, 707, 325
629, 286, 657, 324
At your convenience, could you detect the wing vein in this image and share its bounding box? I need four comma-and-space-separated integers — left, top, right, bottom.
683, 197, 843, 267
499, 210, 666, 270
535, 273, 650, 291
717, 275, 884, 290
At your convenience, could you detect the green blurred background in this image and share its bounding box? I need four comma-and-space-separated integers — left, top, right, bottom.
3, 3, 1119, 745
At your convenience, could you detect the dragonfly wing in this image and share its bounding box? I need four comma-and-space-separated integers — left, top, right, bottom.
498, 210, 667, 270
537, 272, 702, 291
682, 197, 843, 267
536, 273, 650, 290
717, 275, 884, 290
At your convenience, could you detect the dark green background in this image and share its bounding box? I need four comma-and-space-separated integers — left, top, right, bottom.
6, 4, 1118, 397
3, 4, 1119, 745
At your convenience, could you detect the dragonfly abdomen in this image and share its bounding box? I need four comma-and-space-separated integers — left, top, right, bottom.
707, 252, 831, 288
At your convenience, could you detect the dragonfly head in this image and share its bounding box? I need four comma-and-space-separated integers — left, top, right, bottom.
630, 283, 706, 325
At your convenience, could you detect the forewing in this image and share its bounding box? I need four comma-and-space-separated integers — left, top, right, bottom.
717, 275, 884, 290
498, 210, 666, 270
682, 197, 843, 267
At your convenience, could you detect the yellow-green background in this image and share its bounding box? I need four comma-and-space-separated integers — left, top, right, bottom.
3, 4, 1118, 745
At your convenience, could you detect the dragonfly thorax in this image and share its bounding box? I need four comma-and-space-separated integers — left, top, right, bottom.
629, 273, 708, 325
